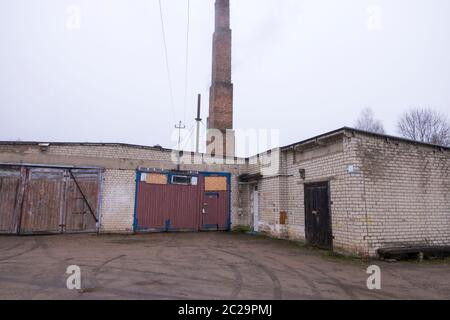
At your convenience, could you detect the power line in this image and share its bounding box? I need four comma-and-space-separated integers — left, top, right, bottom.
183, 0, 191, 123
158, 0, 176, 122
181, 124, 196, 150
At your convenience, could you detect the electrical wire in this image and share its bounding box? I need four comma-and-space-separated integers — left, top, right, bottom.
183, 0, 191, 123
158, 0, 176, 122
181, 124, 196, 150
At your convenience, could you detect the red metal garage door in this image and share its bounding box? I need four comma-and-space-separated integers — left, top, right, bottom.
136, 178, 201, 231
201, 192, 229, 231
201, 174, 230, 231
135, 171, 230, 232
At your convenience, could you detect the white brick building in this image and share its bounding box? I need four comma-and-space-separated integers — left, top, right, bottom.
239, 128, 450, 257
0, 127, 449, 257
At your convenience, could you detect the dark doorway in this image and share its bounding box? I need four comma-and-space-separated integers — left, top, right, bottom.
304, 182, 332, 250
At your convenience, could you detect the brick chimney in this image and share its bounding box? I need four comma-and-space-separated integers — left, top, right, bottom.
207, 0, 235, 158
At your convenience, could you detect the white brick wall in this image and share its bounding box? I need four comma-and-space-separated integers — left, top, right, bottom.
350, 133, 450, 256
0, 143, 244, 234
246, 132, 450, 257
2, 131, 449, 258
99, 170, 136, 233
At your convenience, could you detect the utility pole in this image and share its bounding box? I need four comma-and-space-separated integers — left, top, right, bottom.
195, 94, 202, 153
175, 120, 186, 170
175, 120, 186, 151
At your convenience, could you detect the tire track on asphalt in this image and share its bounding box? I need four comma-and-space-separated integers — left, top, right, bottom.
212, 248, 283, 300
0, 242, 40, 262
78, 260, 246, 293
3, 242, 23, 251
227, 264, 244, 299
89, 253, 213, 299
29, 237, 76, 299
221, 234, 358, 299
82, 254, 127, 296
259, 249, 357, 299
93, 254, 127, 274
155, 234, 178, 267
156, 242, 235, 299
263, 253, 323, 299
200, 248, 244, 300
297, 262, 358, 299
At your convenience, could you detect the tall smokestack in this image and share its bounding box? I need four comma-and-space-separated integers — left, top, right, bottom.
207, 0, 234, 158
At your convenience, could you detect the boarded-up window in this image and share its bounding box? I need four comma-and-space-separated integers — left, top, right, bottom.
205, 176, 227, 191
145, 173, 168, 185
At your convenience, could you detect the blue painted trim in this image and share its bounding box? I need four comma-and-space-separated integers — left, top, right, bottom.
200, 171, 230, 178
165, 219, 171, 231
167, 228, 198, 232
136, 228, 166, 233
227, 173, 232, 230
132, 170, 141, 232
203, 224, 220, 230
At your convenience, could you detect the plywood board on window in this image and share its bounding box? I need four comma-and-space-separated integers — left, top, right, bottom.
205, 176, 227, 191
146, 173, 168, 185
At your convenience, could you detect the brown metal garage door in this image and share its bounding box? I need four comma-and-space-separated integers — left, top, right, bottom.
0, 165, 102, 235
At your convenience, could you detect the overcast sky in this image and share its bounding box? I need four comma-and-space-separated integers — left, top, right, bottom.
1, 0, 449, 156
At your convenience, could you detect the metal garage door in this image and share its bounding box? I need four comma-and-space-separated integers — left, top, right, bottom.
0, 165, 102, 235
135, 171, 231, 232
